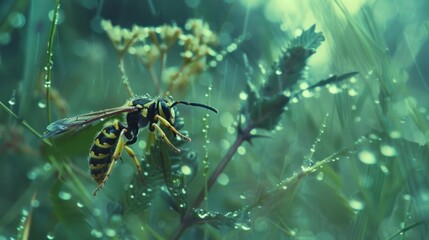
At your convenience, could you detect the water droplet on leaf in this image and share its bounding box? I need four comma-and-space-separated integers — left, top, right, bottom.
358, 150, 377, 165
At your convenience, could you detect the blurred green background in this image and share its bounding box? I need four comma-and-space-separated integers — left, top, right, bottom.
1, 0, 428, 239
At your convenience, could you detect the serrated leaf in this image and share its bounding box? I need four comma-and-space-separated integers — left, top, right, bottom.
122, 116, 190, 216
261, 24, 325, 96
263, 47, 314, 96
244, 94, 289, 131
290, 24, 325, 50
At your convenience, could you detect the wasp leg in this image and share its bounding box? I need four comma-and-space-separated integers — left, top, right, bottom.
124, 146, 142, 174
155, 114, 191, 142
151, 123, 181, 153
93, 129, 128, 196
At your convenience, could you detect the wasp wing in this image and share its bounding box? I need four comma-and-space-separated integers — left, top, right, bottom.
43, 105, 138, 138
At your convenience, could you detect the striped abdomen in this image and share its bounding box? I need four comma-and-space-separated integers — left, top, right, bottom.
88, 120, 126, 184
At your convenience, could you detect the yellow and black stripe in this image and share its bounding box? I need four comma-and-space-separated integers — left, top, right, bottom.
88, 120, 125, 184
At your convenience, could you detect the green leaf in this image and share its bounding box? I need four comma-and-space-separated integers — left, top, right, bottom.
262, 25, 325, 96
302, 179, 354, 227
262, 47, 314, 96
50, 181, 92, 239
246, 94, 290, 131
191, 208, 252, 231
122, 116, 191, 217
290, 24, 325, 50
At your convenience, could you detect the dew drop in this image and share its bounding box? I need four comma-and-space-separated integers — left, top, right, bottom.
380, 144, 397, 157
8, 91, 16, 106
27, 170, 38, 180
349, 199, 364, 210
31, 199, 40, 208
90, 229, 103, 238
8, 12, 26, 28
47, 232, 55, 239
239, 224, 251, 230
358, 150, 377, 165
380, 165, 390, 175
58, 191, 72, 200
217, 173, 229, 186
181, 165, 192, 175
403, 194, 411, 201
328, 85, 341, 94
227, 43, 237, 52
316, 172, 324, 181
299, 81, 309, 90
38, 101, 46, 108
209, 60, 217, 67
138, 140, 146, 149
43, 163, 52, 171
239, 91, 248, 100
0, 32, 11, 45
76, 202, 84, 208
22, 209, 28, 217
348, 88, 358, 96
302, 90, 313, 98
237, 146, 246, 155
105, 228, 116, 237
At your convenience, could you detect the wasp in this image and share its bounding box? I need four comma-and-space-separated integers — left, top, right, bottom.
43, 95, 217, 196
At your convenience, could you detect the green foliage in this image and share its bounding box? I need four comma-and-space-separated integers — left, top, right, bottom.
122, 119, 190, 218
240, 25, 357, 135
2, 1, 429, 239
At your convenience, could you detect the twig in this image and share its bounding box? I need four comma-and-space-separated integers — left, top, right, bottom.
171, 125, 252, 239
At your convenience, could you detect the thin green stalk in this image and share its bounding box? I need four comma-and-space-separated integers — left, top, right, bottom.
202, 83, 213, 240
244, 147, 354, 213
0, 101, 52, 147
45, 0, 60, 124
387, 219, 428, 240
117, 33, 139, 98
119, 59, 134, 97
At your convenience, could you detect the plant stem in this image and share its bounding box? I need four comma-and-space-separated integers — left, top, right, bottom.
118, 58, 134, 98
171, 125, 252, 239
0, 101, 52, 147
45, 0, 60, 124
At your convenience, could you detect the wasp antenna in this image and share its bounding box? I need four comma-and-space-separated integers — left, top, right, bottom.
171, 101, 218, 113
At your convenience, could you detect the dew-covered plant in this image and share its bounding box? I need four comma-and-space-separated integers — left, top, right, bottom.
1, 1, 429, 239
